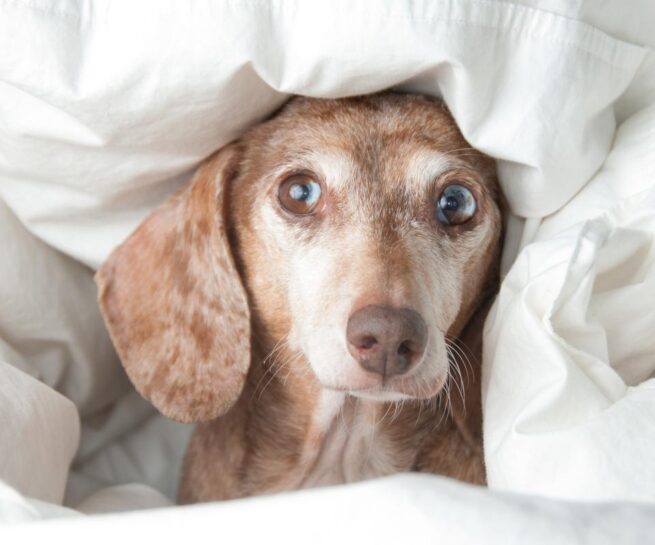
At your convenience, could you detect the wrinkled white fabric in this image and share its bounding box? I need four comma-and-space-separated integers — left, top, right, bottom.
4, 475, 655, 545
0, 0, 654, 539
0, 362, 78, 504
483, 102, 655, 502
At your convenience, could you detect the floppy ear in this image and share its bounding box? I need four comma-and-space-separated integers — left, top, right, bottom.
95, 145, 250, 423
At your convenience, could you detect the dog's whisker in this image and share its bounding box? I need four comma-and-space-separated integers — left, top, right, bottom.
262, 335, 289, 366
451, 358, 467, 413
445, 342, 462, 383
255, 342, 305, 401
448, 335, 478, 372
391, 400, 402, 423
446, 339, 471, 385
443, 366, 454, 420
256, 359, 288, 401
452, 341, 476, 382
279, 352, 308, 386
251, 336, 291, 400
378, 401, 394, 427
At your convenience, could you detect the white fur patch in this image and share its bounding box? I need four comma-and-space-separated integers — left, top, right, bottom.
309, 150, 357, 191
299, 392, 405, 488
405, 150, 453, 194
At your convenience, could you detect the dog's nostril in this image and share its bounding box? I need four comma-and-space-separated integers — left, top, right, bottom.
397, 341, 412, 356
359, 336, 378, 350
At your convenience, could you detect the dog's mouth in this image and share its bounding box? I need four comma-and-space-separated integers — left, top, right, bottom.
346, 378, 447, 402
315, 360, 449, 403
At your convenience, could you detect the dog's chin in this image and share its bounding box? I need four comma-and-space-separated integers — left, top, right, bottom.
345, 389, 414, 402
305, 350, 449, 403
346, 378, 447, 402
317, 373, 448, 403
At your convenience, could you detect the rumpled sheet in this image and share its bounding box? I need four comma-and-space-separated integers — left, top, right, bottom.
1, 0, 654, 541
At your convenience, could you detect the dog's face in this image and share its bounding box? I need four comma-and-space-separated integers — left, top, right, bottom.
96, 93, 503, 423
230, 95, 502, 402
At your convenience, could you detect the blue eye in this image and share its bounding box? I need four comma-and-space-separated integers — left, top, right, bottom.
278, 174, 324, 215
288, 181, 321, 205
436, 184, 477, 225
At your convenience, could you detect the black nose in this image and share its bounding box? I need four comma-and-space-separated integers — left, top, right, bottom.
346, 305, 428, 378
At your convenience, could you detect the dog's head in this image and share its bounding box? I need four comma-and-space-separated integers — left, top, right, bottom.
96, 93, 503, 423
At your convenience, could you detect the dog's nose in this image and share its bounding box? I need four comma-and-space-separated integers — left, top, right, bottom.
346, 305, 428, 378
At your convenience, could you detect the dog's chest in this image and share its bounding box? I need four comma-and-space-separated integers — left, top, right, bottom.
294, 391, 415, 489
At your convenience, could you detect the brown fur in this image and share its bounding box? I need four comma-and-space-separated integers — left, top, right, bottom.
96, 92, 504, 503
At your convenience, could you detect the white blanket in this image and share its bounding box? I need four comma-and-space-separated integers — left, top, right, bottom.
1, 0, 654, 540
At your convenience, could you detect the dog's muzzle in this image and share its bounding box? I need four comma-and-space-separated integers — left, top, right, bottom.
346, 305, 428, 379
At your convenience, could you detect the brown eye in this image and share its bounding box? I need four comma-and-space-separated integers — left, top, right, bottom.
278, 174, 323, 215
435, 184, 477, 225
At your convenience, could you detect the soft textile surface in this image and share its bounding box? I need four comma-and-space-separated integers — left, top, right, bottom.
3, 475, 655, 545
1, 0, 654, 539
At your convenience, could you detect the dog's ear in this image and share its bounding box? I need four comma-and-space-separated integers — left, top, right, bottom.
95, 144, 250, 423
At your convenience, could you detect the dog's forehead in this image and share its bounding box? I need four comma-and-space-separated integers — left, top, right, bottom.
238, 94, 496, 214
264, 94, 467, 170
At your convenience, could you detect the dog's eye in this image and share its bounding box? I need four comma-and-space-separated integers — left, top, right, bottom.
278, 174, 323, 215
435, 184, 477, 225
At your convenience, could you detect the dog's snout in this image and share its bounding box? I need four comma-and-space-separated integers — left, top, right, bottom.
346, 305, 428, 378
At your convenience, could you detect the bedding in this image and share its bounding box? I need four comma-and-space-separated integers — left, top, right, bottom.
1, 0, 654, 541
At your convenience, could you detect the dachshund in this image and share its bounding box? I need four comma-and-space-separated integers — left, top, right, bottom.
96, 92, 504, 502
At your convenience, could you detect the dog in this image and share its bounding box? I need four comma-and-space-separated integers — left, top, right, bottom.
95, 92, 504, 503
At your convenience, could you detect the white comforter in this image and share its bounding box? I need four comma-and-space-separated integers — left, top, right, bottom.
1, 1, 654, 542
